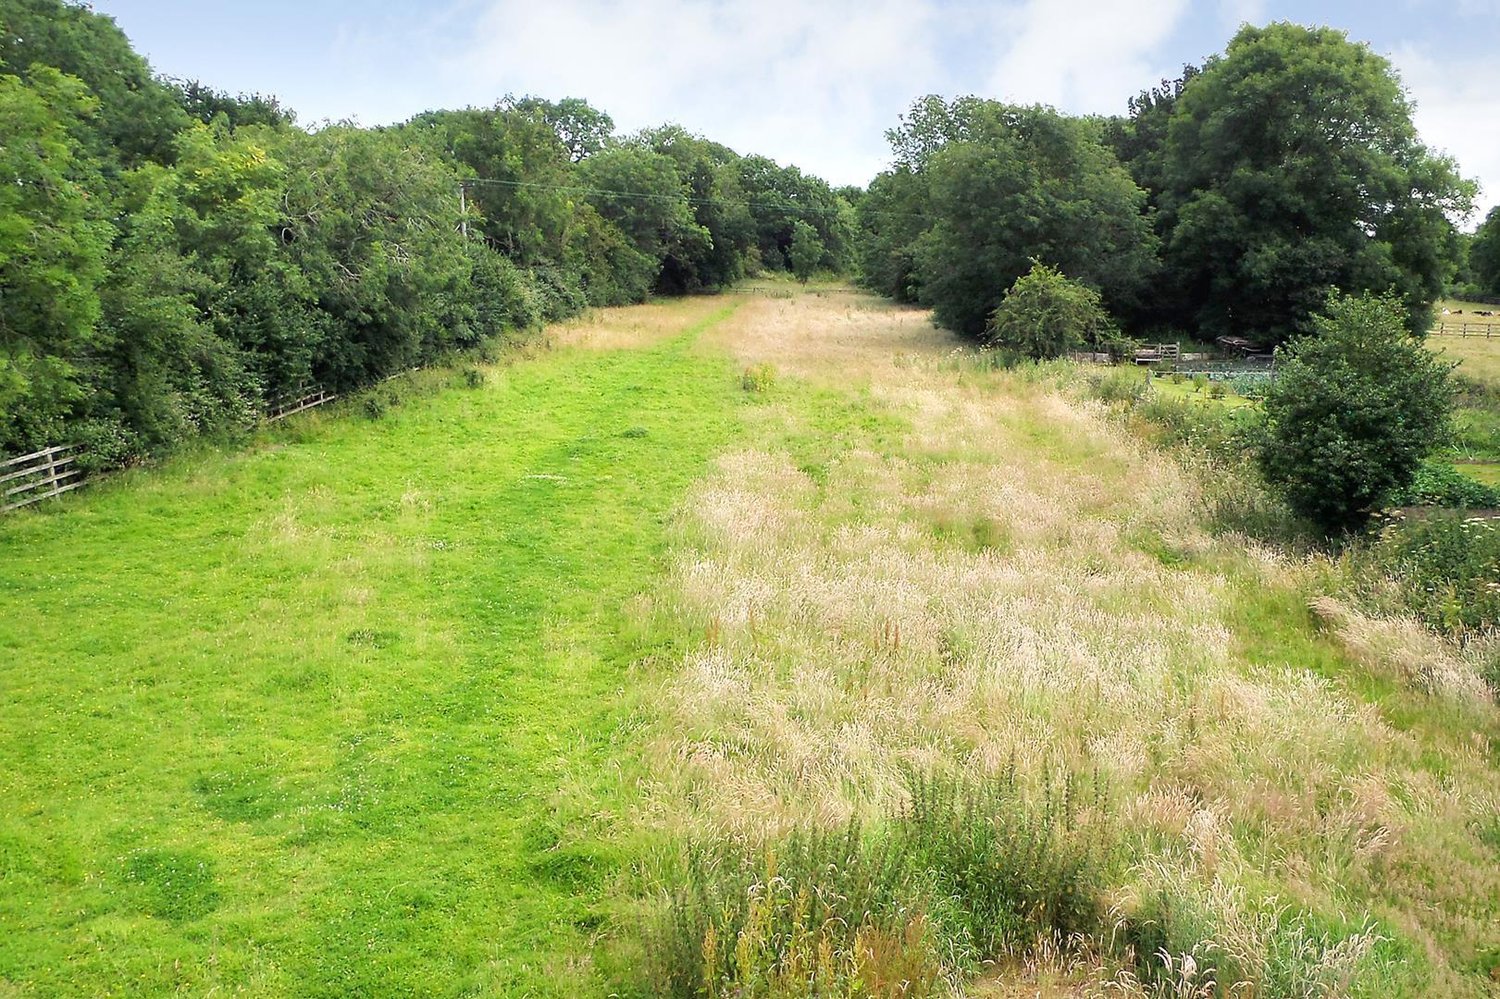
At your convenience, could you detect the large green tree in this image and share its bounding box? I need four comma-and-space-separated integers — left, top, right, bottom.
0, 67, 112, 452
911, 101, 1157, 336
855, 167, 928, 303
637, 125, 756, 293
0, 0, 187, 166
576, 145, 706, 303
1158, 23, 1474, 344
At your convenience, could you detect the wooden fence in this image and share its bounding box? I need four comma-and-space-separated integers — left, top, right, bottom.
2, 384, 337, 516
1431, 322, 1500, 338
266, 385, 336, 422
1, 445, 85, 513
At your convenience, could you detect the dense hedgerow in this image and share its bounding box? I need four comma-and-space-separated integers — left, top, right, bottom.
0, 0, 855, 466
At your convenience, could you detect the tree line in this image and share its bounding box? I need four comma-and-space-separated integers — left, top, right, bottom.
852, 22, 1476, 348
0, 0, 854, 466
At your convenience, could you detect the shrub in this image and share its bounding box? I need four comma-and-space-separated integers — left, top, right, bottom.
1259, 293, 1454, 534
985, 262, 1120, 360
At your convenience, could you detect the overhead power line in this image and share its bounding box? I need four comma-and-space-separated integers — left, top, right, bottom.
457, 175, 931, 222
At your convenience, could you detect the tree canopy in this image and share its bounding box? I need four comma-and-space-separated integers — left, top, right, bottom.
1152, 23, 1473, 343
857, 97, 1156, 337
0, 0, 853, 464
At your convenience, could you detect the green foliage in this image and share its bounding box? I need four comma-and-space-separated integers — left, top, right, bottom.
640, 770, 1112, 998
1155, 24, 1474, 343
1259, 294, 1455, 533
0, 0, 189, 166
637, 125, 757, 293
1088, 368, 1150, 404
501, 94, 613, 162
0, 1, 850, 468
985, 262, 1118, 359
787, 219, 822, 284
579, 145, 709, 302
1471, 206, 1500, 297
0, 67, 111, 453
855, 167, 927, 301
736, 153, 855, 274
170, 78, 295, 129
865, 98, 1157, 338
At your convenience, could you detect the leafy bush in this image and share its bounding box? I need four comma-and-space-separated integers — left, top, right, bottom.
640, 770, 1113, 998
1259, 294, 1454, 534
985, 262, 1121, 360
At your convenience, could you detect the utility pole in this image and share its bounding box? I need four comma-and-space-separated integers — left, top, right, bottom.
459, 182, 468, 239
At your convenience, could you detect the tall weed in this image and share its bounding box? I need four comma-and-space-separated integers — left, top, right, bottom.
637, 770, 1114, 998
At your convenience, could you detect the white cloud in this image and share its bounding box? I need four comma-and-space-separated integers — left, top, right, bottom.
451, 0, 951, 185
1217, 0, 1268, 29
1391, 45, 1500, 226
982, 0, 1193, 112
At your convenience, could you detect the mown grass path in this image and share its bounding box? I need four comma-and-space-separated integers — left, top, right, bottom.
0, 299, 742, 996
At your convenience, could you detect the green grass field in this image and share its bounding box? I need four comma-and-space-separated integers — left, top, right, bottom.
1149, 374, 1258, 408
0, 298, 743, 996
3, 288, 1498, 997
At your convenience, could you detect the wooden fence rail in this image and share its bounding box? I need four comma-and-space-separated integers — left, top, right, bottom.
1, 445, 85, 513
266, 385, 336, 422
1431, 322, 1500, 338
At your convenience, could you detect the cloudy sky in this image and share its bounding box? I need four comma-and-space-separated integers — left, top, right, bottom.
97, 0, 1500, 223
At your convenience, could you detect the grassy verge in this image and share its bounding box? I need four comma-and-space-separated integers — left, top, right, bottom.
0, 298, 744, 996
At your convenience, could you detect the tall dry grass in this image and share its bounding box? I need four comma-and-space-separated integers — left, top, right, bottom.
623, 287, 1499, 996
